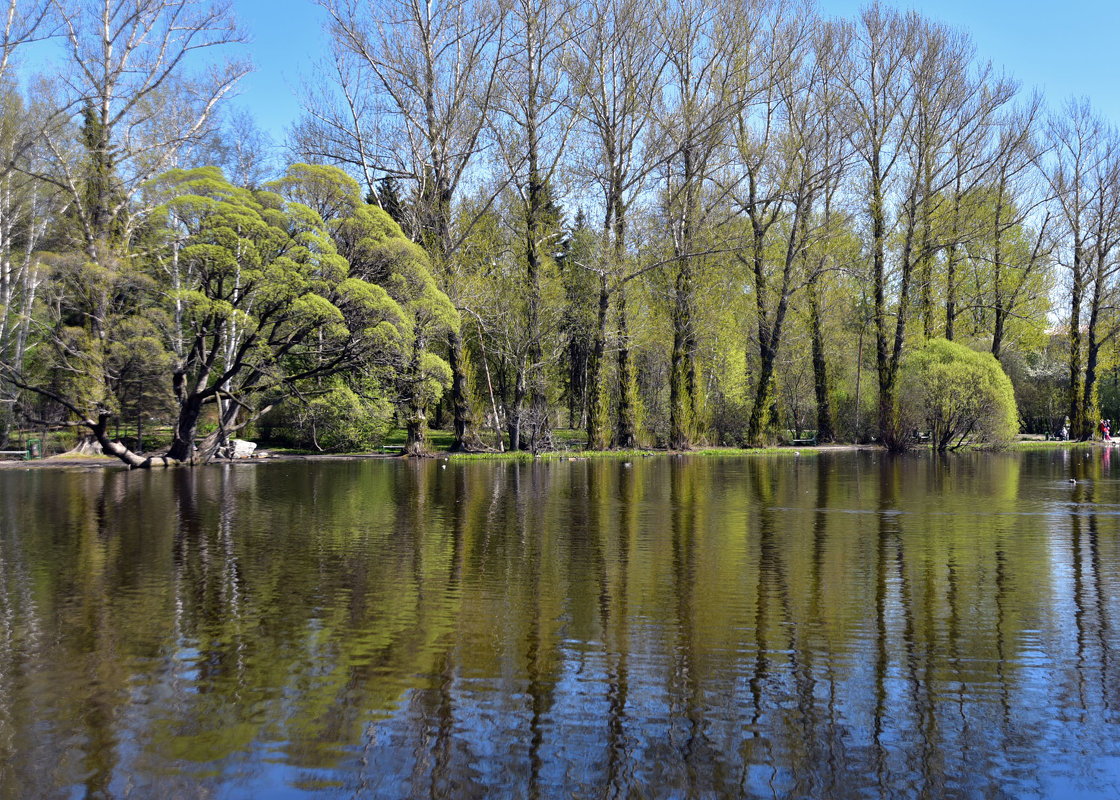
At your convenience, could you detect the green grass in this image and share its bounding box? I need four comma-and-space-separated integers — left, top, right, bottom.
1010, 439, 1094, 450
449, 448, 646, 462
445, 444, 829, 462
364, 427, 852, 461
381, 428, 456, 451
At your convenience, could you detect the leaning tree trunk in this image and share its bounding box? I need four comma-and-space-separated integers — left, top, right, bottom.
87, 412, 179, 469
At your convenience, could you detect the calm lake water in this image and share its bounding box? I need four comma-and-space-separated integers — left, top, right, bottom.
1, 450, 1119, 799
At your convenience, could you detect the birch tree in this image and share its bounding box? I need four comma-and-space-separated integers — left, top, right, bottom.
43, 0, 248, 260
0, 0, 57, 442
0, 93, 63, 445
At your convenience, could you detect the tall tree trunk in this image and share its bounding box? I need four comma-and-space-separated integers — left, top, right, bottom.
447, 329, 471, 450
809, 269, 835, 443
508, 367, 526, 452
612, 197, 638, 448
1068, 246, 1086, 439
746, 213, 772, 446
1081, 257, 1105, 433
586, 272, 610, 449
524, 48, 549, 449
917, 158, 935, 339
669, 257, 694, 450
990, 192, 1006, 360
944, 185, 963, 341
944, 242, 958, 341
615, 284, 637, 448
669, 148, 696, 450
404, 334, 430, 456
871, 155, 895, 446
875, 175, 918, 451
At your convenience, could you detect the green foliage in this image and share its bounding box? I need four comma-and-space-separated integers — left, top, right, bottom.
4, 163, 440, 464
270, 164, 458, 455
899, 338, 1019, 451
1001, 341, 1069, 435
262, 383, 394, 452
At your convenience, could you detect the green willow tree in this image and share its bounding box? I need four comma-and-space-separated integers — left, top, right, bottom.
899, 337, 1018, 451
273, 163, 459, 455
6, 166, 411, 466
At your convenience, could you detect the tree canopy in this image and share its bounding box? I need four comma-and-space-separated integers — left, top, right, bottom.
3, 0, 1120, 460
5, 164, 457, 466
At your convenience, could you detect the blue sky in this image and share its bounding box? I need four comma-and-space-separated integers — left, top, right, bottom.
231, 0, 330, 143
225, 0, 1120, 144
821, 0, 1120, 113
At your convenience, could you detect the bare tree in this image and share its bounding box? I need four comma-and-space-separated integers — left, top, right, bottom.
837, 4, 919, 449
0, 0, 55, 83
802, 20, 851, 444
489, 0, 580, 451
976, 96, 1049, 362
306, 0, 505, 451
911, 32, 1015, 343
1044, 99, 1120, 440
725, 0, 830, 447
567, 0, 666, 448
203, 106, 276, 189
655, 0, 743, 449
42, 0, 248, 259
287, 40, 382, 189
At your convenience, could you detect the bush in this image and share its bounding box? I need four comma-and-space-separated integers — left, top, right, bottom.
261, 385, 394, 452
898, 338, 1019, 451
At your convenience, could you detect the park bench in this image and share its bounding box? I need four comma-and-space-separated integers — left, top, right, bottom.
1, 438, 42, 460
789, 430, 818, 447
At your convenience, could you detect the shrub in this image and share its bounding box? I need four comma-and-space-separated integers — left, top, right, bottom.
262, 385, 394, 452
898, 338, 1019, 451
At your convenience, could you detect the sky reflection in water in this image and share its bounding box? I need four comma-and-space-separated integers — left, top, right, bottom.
0, 449, 1118, 798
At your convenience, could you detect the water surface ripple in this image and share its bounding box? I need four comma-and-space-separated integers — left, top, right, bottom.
1, 450, 1119, 798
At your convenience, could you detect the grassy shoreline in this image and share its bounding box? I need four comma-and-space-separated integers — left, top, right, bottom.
0, 432, 1101, 470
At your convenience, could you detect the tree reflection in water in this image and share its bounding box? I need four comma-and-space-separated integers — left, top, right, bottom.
1, 450, 1119, 798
